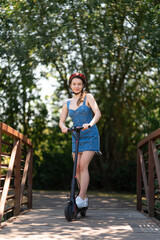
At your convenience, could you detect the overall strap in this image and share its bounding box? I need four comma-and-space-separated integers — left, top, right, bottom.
67, 100, 70, 110
83, 95, 87, 105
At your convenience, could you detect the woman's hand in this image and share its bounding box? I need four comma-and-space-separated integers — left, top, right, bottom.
61, 126, 68, 133
82, 123, 91, 131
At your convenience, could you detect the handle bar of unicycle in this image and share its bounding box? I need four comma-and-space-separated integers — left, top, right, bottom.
67, 126, 84, 132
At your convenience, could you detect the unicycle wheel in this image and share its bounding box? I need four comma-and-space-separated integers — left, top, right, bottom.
64, 204, 77, 221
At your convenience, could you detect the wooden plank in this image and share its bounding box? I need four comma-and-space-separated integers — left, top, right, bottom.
1, 164, 9, 168
4, 207, 14, 213
21, 201, 27, 206
0, 186, 14, 192
27, 147, 33, 209
148, 141, 155, 217
0, 122, 2, 206
155, 209, 160, 215
2, 140, 13, 148
0, 122, 33, 223
151, 140, 160, 188
137, 136, 149, 148
0, 176, 14, 181
148, 128, 160, 141
0, 176, 6, 180
138, 148, 149, 208
14, 139, 22, 216
0, 140, 19, 222
1, 152, 11, 157
0, 121, 32, 147
137, 148, 142, 211
20, 149, 31, 206
137, 128, 160, 148
7, 194, 14, 200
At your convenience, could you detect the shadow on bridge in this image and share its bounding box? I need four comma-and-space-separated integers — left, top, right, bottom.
0, 191, 160, 240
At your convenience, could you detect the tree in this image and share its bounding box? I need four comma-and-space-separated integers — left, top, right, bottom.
1, 0, 160, 191
30, 0, 160, 189
0, 0, 40, 135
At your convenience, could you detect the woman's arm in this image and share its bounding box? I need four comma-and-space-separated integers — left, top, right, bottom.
59, 101, 69, 133
83, 93, 101, 130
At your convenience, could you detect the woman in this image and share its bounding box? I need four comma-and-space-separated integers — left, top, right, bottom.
59, 72, 101, 208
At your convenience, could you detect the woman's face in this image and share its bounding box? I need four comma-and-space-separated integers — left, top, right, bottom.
70, 78, 84, 94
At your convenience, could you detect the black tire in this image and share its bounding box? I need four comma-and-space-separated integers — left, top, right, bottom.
64, 204, 77, 221
80, 211, 86, 217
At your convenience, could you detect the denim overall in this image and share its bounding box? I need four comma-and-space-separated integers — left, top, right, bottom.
67, 96, 100, 153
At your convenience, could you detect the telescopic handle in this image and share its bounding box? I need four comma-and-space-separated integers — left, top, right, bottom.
67, 126, 84, 132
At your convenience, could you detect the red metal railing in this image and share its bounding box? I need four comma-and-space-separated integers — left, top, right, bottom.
137, 128, 160, 218
0, 121, 33, 224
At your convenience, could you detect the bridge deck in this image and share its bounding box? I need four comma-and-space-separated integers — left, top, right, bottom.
1, 191, 160, 239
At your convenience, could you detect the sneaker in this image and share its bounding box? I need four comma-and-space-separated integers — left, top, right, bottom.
76, 196, 88, 208
84, 197, 88, 207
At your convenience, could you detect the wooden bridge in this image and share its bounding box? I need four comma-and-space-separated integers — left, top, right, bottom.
137, 128, 160, 219
0, 121, 33, 223
1, 122, 160, 239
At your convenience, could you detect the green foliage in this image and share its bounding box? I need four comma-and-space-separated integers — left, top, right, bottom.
1, 0, 160, 191
32, 126, 73, 190
0, 0, 40, 133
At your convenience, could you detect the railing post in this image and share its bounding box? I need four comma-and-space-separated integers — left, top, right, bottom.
0, 121, 33, 223
0, 123, 2, 189
27, 147, 33, 209
137, 128, 160, 218
14, 139, 22, 216
148, 140, 155, 217
137, 147, 142, 211
0, 140, 19, 222
0, 123, 2, 224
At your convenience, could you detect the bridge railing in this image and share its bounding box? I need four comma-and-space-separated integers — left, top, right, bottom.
0, 121, 33, 225
137, 128, 160, 218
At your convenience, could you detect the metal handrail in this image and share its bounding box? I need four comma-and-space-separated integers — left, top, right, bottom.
0, 121, 33, 224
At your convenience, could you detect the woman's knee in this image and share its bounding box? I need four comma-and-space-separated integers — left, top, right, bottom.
79, 151, 94, 172
76, 165, 80, 174
76, 154, 82, 174
79, 161, 88, 173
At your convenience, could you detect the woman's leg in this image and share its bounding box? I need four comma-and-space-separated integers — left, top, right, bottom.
78, 151, 95, 199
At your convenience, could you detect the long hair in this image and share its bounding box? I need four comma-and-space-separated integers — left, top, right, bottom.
77, 91, 86, 106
